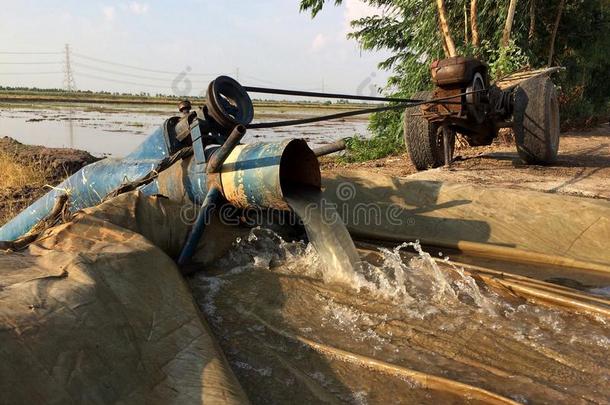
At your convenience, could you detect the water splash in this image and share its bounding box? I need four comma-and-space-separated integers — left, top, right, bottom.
208, 227, 609, 349
283, 186, 492, 312
216, 227, 491, 315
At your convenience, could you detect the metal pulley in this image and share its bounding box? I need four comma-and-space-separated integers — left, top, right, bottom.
466, 72, 487, 124
206, 75, 254, 131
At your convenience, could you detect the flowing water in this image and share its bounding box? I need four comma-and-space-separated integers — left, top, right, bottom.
188, 189, 610, 403
285, 186, 494, 312
285, 186, 364, 286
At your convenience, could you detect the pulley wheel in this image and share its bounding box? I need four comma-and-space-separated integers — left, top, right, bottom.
206, 76, 254, 130
466, 72, 487, 124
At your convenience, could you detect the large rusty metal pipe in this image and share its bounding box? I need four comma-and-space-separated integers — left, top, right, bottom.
150, 138, 321, 210
218, 139, 320, 210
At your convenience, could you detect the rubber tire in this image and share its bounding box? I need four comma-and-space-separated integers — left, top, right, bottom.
403, 91, 452, 170
513, 77, 560, 165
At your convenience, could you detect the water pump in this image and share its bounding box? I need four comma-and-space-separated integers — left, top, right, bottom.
0, 76, 321, 264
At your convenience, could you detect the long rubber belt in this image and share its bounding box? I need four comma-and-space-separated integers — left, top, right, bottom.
246, 89, 483, 129
244, 85, 426, 103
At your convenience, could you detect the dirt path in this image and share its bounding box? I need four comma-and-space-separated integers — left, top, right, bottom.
322, 124, 610, 200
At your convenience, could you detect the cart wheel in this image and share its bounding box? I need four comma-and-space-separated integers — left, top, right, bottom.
513, 77, 560, 165
404, 91, 455, 170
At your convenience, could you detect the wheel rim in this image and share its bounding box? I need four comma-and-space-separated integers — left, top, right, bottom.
549, 90, 560, 152
466, 72, 486, 124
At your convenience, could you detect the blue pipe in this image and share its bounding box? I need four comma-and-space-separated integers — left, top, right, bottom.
0, 123, 320, 243
0, 126, 170, 241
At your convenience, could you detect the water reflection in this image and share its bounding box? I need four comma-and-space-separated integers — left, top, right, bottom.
0, 103, 371, 157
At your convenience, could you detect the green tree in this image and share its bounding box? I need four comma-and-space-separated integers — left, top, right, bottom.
300, 0, 610, 160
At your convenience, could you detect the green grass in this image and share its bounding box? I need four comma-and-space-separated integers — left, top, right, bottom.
342, 135, 403, 162
341, 109, 405, 163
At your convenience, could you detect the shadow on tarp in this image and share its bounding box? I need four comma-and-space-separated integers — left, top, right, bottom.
322, 170, 610, 266
322, 176, 498, 247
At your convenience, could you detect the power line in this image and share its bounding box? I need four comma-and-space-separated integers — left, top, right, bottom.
0, 51, 62, 55
75, 68, 327, 94
72, 61, 214, 84
72, 52, 218, 76
74, 71, 173, 89
0, 61, 62, 65
0, 71, 63, 75
242, 73, 319, 87
0, 47, 340, 95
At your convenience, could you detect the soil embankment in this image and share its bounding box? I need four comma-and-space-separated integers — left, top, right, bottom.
322, 124, 610, 200
0, 137, 98, 224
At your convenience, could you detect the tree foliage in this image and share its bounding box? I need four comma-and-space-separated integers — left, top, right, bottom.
301, 0, 610, 158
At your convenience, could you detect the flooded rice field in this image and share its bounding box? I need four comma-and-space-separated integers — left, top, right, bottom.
0, 102, 371, 157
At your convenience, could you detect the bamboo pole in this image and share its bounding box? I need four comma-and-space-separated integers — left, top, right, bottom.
471, 0, 480, 47
436, 0, 457, 57
501, 0, 519, 48
548, 0, 566, 66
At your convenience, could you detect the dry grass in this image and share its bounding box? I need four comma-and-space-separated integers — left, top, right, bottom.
0, 199, 22, 226
0, 151, 47, 189
0, 151, 49, 226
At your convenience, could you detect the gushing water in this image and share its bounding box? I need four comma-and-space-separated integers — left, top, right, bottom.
207, 227, 609, 350
284, 186, 492, 311
285, 186, 365, 286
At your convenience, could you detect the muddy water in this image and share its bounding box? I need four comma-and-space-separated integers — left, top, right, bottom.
285, 186, 363, 285
190, 228, 610, 403
0, 103, 370, 157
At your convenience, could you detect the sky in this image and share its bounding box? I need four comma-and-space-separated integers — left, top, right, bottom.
0, 0, 391, 99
